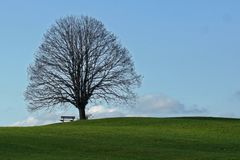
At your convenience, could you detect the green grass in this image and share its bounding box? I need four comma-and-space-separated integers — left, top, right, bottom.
1, 117, 240, 159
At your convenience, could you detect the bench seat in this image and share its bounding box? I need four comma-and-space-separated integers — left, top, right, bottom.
60, 116, 75, 122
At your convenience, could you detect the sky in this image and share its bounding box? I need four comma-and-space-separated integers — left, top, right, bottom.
1, 0, 240, 126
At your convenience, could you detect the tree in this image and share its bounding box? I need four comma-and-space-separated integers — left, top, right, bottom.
25, 16, 141, 120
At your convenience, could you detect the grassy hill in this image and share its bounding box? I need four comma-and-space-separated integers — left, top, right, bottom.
1, 117, 240, 160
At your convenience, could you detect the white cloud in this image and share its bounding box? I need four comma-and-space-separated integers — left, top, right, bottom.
132, 94, 207, 116
11, 111, 77, 126
137, 94, 186, 113
86, 105, 125, 119
87, 94, 207, 118
12, 117, 40, 126
11, 114, 58, 126
12, 94, 207, 126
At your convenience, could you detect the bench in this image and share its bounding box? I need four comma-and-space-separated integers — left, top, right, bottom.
60, 116, 75, 122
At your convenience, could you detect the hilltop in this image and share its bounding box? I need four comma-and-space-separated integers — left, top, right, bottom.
0, 117, 240, 160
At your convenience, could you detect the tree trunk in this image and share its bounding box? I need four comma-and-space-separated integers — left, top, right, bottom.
78, 106, 86, 120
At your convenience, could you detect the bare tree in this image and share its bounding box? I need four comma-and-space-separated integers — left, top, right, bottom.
25, 16, 141, 120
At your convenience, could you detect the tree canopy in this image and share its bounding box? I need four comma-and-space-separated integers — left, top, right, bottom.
25, 16, 141, 119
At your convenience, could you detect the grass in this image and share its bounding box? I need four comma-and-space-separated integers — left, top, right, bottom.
1, 117, 240, 159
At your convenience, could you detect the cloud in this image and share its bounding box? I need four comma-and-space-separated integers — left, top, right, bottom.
12, 94, 207, 126
87, 94, 207, 118
86, 105, 125, 119
12, 117, 40, 126
11, 112, 75, 126
137, 94, 187, 114
133, 94, 206, 116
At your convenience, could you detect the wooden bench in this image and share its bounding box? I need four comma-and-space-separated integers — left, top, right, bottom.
60, 116, 75, 122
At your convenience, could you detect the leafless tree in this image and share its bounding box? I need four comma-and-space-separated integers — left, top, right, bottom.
25, 16, 141, 120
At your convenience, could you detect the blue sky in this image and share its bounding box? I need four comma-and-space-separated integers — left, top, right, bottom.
1, 0, 240, 125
